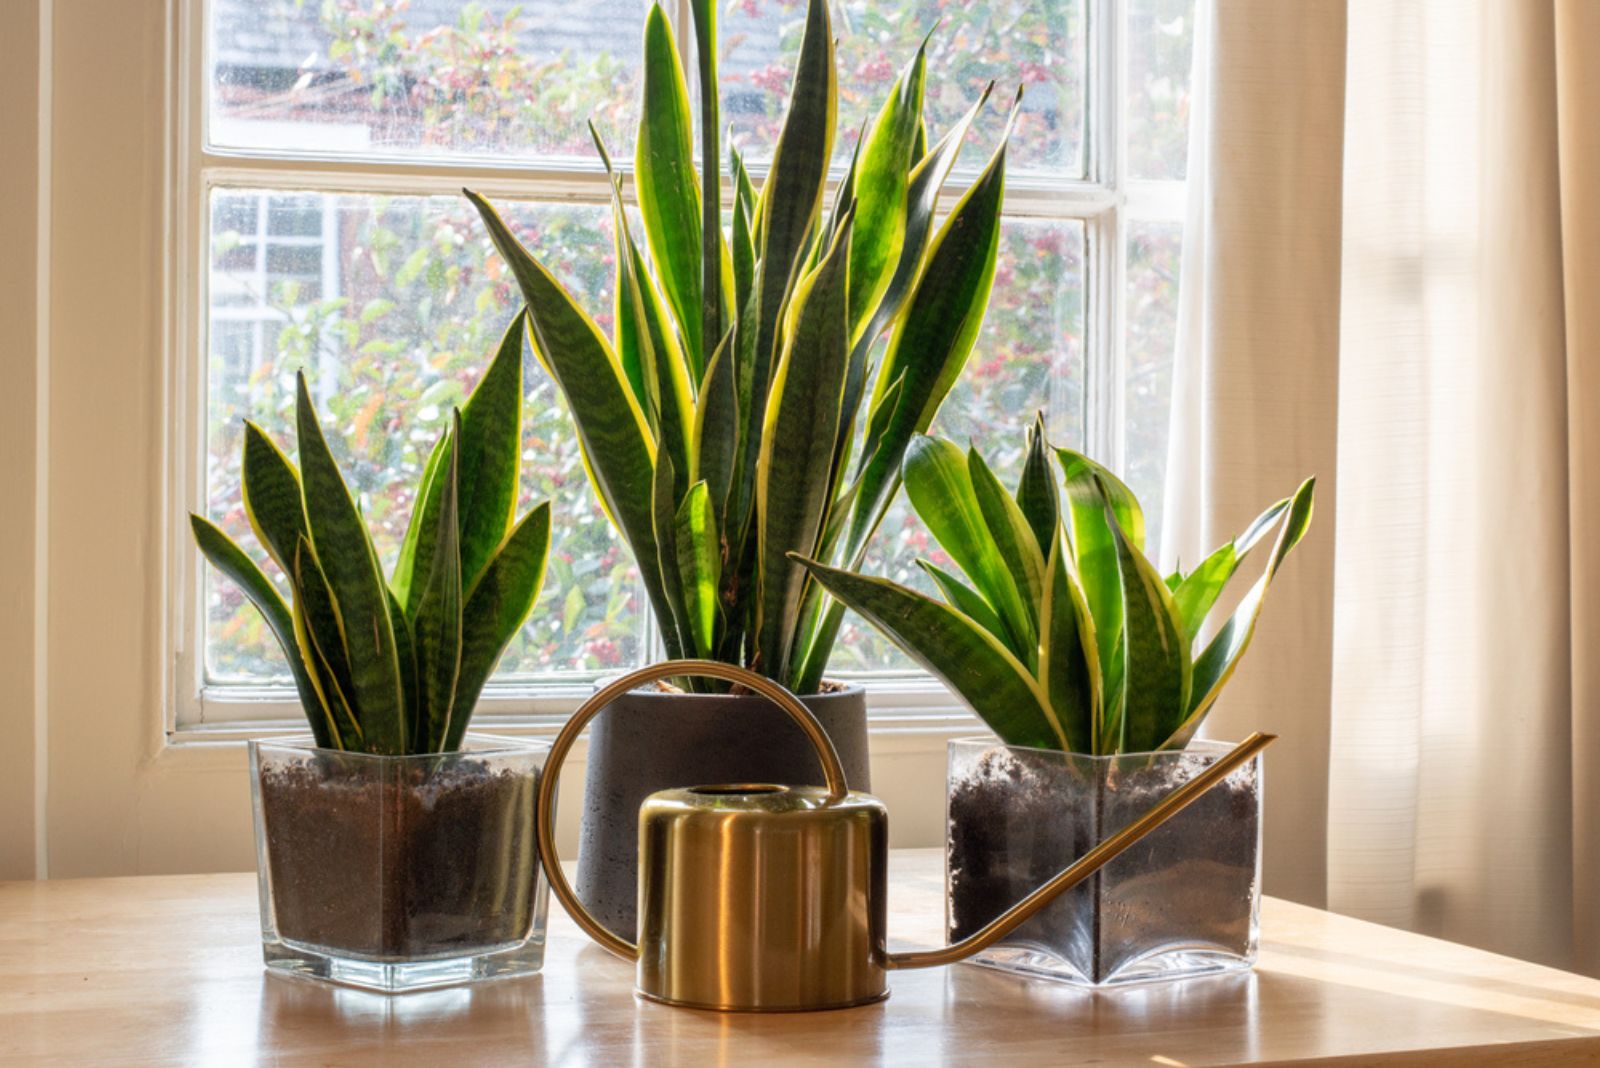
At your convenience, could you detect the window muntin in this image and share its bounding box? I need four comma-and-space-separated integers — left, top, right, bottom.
187, 0, 1195, 720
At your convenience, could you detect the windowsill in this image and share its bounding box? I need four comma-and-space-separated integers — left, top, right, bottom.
168, 677, 985, 754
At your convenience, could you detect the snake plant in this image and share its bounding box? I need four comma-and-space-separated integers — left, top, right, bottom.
466, 0, 1016, 693
797, 416, 1315, 754
190, 319, 551, 754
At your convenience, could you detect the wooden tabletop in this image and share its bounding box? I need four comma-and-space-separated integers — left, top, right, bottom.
4, 850, 1600, 1066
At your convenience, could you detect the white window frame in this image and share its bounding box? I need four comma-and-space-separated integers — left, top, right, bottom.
165, 0, 1189, 743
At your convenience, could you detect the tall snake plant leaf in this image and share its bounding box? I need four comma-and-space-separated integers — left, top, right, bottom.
598, 124, 694, 492
902, 435, 1032, 659
756, 213, 853, 683
687, 0, 725, 357
1166, 477, 1316, 749
391, 425, 449, 610
917, 558, 1010, 649
848, 97, 1013, 557
795, 557, 1064, 751
675, 480, 720, 658
636, 4, 704, 373
969, 446, 1045, 637
1055, 448, 1145, 724
241, 421, 307, 575
1014, 412, 1058, 555
1038, 529, 1098, 754
465, 191, 674, 653
295, 372, 407, 754
746, 0, 835, 449
392, 314, 524, 610
854, 81, 994, 361
847, 37, 927, 337
695, 329, 736, 530
450, 502, 552, 751
291, 535, 364, 750
1100, 477, 1191, 753
386, 585, 421, 752
414, 413, 464, 753
651, 448, 699, 678
1171, 497, 1291, 640
189, 514, 332, 749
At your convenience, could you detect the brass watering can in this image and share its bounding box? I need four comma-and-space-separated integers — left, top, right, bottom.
535, 659, 1274, 1013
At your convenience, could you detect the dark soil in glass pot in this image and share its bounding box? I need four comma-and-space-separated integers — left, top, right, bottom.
257, 749, 541, 959
946, 739, 1261, 986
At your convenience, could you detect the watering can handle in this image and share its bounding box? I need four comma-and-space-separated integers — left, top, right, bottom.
533, 659, 851, 962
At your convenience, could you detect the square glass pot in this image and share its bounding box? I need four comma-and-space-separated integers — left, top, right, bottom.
249, 734, 551, 992
946, 737, 1262, 986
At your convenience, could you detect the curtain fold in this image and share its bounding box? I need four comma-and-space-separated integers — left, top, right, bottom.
1162, 0, 1348, 907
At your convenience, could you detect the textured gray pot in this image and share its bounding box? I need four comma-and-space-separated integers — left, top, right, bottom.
575, 681, 870, 940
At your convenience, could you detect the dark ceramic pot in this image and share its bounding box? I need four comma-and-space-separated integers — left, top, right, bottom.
575, 681, 870, 939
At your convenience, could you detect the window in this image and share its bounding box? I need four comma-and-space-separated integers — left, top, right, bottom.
182, 0, 1196, 726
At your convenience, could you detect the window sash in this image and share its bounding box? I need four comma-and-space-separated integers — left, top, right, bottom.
172, 0, 1187, 731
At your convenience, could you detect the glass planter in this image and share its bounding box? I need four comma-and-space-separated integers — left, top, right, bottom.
249, 734, 550, 992
946, 737, 1262, 987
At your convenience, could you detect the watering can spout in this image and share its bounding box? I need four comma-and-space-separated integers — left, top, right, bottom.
534, 660, 1276, 1012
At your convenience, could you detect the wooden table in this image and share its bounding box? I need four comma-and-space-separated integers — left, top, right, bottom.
4, 850, 1600, 1066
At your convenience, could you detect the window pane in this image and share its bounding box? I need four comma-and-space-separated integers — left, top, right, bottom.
204, 189, 645, 684
208, 0, 645, 161
721, 0, 1086, 177
1127, 0, 1197, 181
830, 219, 1087, 674
1124, 219, 1182, 549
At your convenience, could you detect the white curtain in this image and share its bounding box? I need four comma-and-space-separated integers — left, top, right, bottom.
1328, 0, 1600, 973
1172, 0, 1600, 971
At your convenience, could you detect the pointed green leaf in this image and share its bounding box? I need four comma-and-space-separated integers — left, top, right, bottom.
652, 447, 697, 666
1170, 478, 1317, 748
794, 557, 1063, 751
393, 314, 525, 614
1102, 478, 1191, 753
597, 125, 695, 492
636, 4, 704, 371
1172, 498, 1291, 640
414, 412, 464, 753
296, 372, 406, 754
456, 317, 525, 587
695, 329, 737, 530
756, 214, 853, 683
917, 558, 1009, 647
848, 103, 1011, 557
1015, 412, 1058, 556
466, 190, 675, 652
387, 585, 421, 752
748, 0, 835, 434
687, 0, 724, 358
451, 503, 552, 748
901, 436, 1031, 659
190, 514, 332, 748
1056, 448, 1141, 723
856, 81, 994, 355
675, 481, 720, 657
241, 421, 307, 575
1038, 530, 1097, 753
392, 425, 449, 610
290, 535, 364, 750
847, 42, 926, 336
969, 445, 1045, 636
